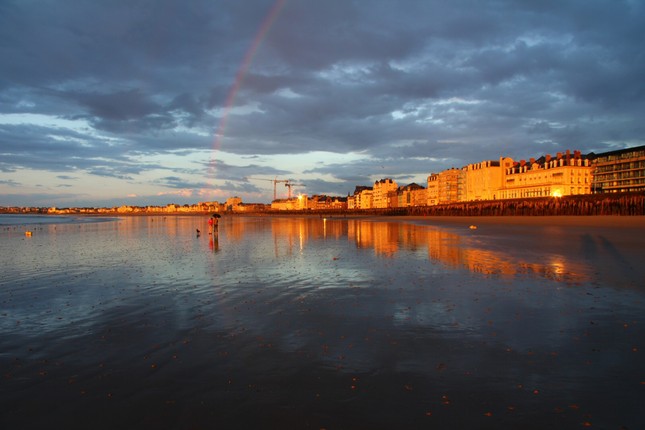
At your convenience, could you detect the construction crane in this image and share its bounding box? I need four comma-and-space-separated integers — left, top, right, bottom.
247, 177, 290, 201
284, 181, 305, 199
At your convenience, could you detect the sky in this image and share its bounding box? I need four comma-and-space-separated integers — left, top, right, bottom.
1, 0, 644, 207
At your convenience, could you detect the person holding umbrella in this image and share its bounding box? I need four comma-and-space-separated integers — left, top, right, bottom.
208, 213, 220, 235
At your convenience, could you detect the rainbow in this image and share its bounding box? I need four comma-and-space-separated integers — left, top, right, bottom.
209, 0, 287, 180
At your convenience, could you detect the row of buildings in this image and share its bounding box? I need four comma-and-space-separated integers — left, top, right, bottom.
343, 145, 645, 210
5, 145, 641, 215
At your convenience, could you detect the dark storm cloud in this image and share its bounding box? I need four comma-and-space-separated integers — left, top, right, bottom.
155, 176, 207, 190
207, 159, 289, 181
1, 0, 644, 205
0, 123, 166, 177
153, 175, 264, 197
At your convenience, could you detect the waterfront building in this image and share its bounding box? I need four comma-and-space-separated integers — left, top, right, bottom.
437, 168, 463, 204
387, 189, 399, 208
347, 195, 356, 210
117, 205, 136, 213
225, 196, 242, 210
373, 178, 397, 208
197, 201, 222, 212
426, 174, 439, 206
591, 144, 645, 193
232, 203, 268, 212
347, 186, 370, 210
498, 150, 592, 200
463, 160, 505, 201
397, 183, 426, 207
356, 188, 374, 209
270, 199, 297, 210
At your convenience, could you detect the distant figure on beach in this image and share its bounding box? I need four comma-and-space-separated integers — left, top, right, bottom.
208, 214, 219, 235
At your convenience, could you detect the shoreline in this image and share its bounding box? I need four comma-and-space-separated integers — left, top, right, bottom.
97, 212, 645, 229
5, 212, 645, 229
3, 191, 645, 217
381, 214, 645, 228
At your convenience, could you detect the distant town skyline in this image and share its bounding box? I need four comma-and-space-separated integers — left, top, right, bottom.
2, 0, 644, 208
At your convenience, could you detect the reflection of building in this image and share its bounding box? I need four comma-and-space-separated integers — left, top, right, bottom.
216, 217, 587, 283
347, 220, 398, 256
269, 217, 346, 256
345, 220, 586, 282
591, 144, 645, 193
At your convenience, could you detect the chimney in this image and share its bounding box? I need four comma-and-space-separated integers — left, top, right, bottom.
520, 159, 526, 167
546, 154, 551, 163
557, 152, 562, 159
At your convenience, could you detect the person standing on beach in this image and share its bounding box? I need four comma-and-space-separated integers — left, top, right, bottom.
208, 214, 219, 235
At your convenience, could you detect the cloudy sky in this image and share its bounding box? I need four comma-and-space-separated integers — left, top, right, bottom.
1, 0, 644, 207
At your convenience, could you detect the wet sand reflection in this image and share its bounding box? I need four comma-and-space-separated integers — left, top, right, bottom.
2, 215, 644, 429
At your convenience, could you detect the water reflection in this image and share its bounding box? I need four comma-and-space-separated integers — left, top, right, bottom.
4, 215, 626, 287
223, 217, 589, 284
2, 215, 644, 429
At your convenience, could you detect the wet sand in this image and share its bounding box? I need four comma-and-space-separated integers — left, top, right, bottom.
1, 215, 644, 429
398, 214, 645, 226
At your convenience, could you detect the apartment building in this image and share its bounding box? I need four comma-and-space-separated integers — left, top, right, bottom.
356, 188, 374, 209
463, 160, 505, 201
592, 144, 645, 193
437, 168, 463, 204
397, 183, 426, 207
347, 145, 642, 211
307, 195, 347, 210
426, 174, 439, 206
498, 150, 592, 200
373, 178, 397, 208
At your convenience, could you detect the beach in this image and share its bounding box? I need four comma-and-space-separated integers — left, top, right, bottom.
1, 215, 644, 429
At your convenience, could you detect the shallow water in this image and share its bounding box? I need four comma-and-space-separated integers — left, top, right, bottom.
1, 215, 644, 429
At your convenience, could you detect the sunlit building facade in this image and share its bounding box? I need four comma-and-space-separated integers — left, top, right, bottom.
307, 195, 347, 210
426, 174, 439, 206
373, 178, 397, 208
356, 188, 373, 209
344, 146, 642, 211
463, 160, 505, 201
397, 183, 426, 207
437, 168, 463, 204
498, 150, 592, 200
591, 145, 645, 193
347, 195, 356, 209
